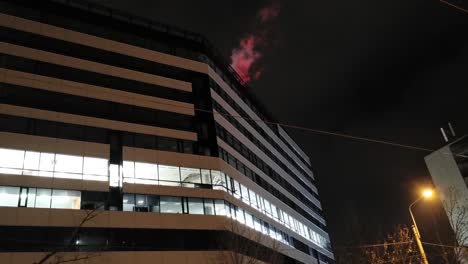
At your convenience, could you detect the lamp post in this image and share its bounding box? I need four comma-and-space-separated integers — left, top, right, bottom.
409, 189, 433, 264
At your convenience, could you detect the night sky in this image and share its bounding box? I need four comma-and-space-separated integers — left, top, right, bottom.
91, 0, 468, 250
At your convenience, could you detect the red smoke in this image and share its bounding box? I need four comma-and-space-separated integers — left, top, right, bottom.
230, 3, 280, 85
230, 35, 262, 84
259, 4, 280, 23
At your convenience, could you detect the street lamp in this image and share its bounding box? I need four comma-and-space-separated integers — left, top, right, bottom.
409, 188, 433, 264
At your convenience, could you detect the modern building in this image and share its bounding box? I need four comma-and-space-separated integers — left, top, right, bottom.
425, 135, 468, 263
0, 0, 334, 263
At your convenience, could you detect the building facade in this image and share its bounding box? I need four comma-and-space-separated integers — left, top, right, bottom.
425, 135, 468, 263
0, 0, 334, 263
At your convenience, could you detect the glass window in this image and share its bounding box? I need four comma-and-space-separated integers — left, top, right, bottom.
235, 206, 245, 224
54, 154, 83, 174
160, 196, 182, 214
83, 157, 108, 176
81, 191, 106, 210
240, 184, 249, 204
123, 161, 135, 179
19, 187, 28, 207
0, 148, 24, 169
232, 179, 241, 198
214, 199, 227, 216
249, 190, 258, 209
123, 193, 135, 211
134, 194, 148, 212
271, 204, 279, 220
147, 195, 160, 213
180, 167, 201, 184
0, 186, 20, 207
35, 188, 52, 208
158, 165, 180, 186
27, 188, 37, 208
264, 199, 272, 216
245, 211, 254, 229
39, 153, 55, 177
201, 169, 211, 184
134, 162, 157, 180
211, 170, 224, 189
23, 151, 40, 175
51, 189, 81, 209
254, 217, 262, 232
203, 199, 214, 215
188, 198, 204, 215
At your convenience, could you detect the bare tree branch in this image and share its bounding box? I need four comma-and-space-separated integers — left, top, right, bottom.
33, 207, 104, 264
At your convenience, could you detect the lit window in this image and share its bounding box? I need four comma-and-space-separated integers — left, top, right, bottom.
123, 193, 135, 211
201, 169, 211, 184
83, 157, 108, 177
245, 212, 254, 228
23, 151, 40, 176
0, 186, 20, 207
211, 170, 225, 189
123, 161, 135, 179
214, 199, 227, 216
232, 179, 241, 199
158, 165, 180, 186
240, 184, 249, 204
35, 188, 52, 208
51, 189, 81, 209
188, 198, 204, 215
54, 154, 83, 174
203, 199, 215, 215
0, 148, 24, 169
39, 153, 55, 177
235, 206, 245, 224
134, 162, 157, 180
160, 196, 182, 214
249, 190, 258, 209
26, 188, 37, 208
180, 167, 201, 184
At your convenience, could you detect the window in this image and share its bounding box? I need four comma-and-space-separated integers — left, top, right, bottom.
54, 154, 83, 178
35, 188, 52, 208
0, 148, 24, 169
83, 157, 108, 180
81, 191, 107, 210
134, 194, 148, 212
232, 179, 241, 199
249, 190, 258, 209
240, 184, 249, 204
123, 161, 135, 182
134, 162, 157, 180
39, 153, 55, 176
211, 170, 225, 190
188, 198, 204, 215
147, 195, 160, 213
214, 199, 227, 216
158, 165, 180, 186
160, 196, 182, 214
0, 186, 20, 207
23, 151, 40, 176
245, 212, 254, 229
200, 169, 211, 185
123, 193, 135, 211
180, 167, 201, 185
203, 199, 215, 215
158, 137, 178, 152
26, 188, 37, 208
51, 189, 81, 209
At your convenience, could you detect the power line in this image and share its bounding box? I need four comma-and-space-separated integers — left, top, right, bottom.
439, 0, 468, 14
13, 74, 468, 157
423, 241, 468, 249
